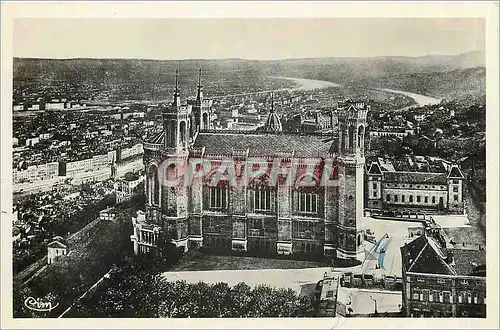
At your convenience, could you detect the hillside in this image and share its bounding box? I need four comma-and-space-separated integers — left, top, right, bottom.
13, 51, 485, 101
353, 67, 486, 101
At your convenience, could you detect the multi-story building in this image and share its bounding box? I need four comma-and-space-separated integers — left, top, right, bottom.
118, 143, 144, 161
59, 153, 114, 178
401, 229, 486, 318
115, 173, 145, 203
366, 157, 465, 214
369, 125, 414, 140
131, 69, 368, 262
13, 161, 59, 184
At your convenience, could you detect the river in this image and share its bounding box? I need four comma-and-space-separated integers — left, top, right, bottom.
377, 88, 442, 107
271, 76, 341, 92
273, 76, 441, 107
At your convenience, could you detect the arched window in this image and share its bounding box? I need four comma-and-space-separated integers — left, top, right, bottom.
149, 166, 159, 205
339, 125, 346, 153
202, 113, 209, 129
179, 121, 187, 145
348, 125, 355, 152
357, 125, 365, 150
249, 175, 275, 214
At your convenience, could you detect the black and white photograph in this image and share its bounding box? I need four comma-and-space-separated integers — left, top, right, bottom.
1, 2, 499, 329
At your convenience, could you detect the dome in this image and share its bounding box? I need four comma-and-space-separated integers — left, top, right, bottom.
263, 92, 282, 132
264, 112, 282, 132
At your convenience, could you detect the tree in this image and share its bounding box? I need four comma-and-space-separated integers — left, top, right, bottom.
230, 282, 252, 317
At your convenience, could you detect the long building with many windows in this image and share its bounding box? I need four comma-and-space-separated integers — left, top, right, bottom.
130, 70, 369, 262
366, 157, 465, 214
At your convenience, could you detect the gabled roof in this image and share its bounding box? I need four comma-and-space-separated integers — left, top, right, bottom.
448, 165, 464, 179
368, 162, 383, 175
47, 241, 67, 249
403, 234, 456, 276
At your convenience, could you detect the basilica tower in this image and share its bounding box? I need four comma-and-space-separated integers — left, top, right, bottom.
191, 68, 212, 133
336, 100, 368, 261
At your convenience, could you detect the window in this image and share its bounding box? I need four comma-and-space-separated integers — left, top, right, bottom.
422, 290, 430, 302
252, 188, 273, 212
394, 195, 398, 202
437, 279, 446, 284
458, 293, 463, 303
443, 291, 451, 304
373, 190, 378, 198
249, 218, 264, 236
402, 195, 405, 202
429, 292, 433, 302
453, 180, 459, 184
453, 186, 459, 193
425, 196, 429, 203
409, 195, 414, 202
432, 196, 436, 204
412, 290, 420, 301
208, 186, 228, 210
372, 182, 377, 190
298, 192, 318, 214
386, 194, 390, 202
417, 196, 421, 203
461, 279, 469, 285
454, 194, 459, 201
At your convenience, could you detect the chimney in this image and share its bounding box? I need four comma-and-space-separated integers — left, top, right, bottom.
446, 250, 455, 265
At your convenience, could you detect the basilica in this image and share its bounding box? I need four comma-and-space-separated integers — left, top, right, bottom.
131, 70, 369, 262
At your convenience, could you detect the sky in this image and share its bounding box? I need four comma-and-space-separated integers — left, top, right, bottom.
13, 18, 485, 60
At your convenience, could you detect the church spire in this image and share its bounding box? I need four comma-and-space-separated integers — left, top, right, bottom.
196, 68, 203, 104
270, 92, 275, 113
173, 68, 181, 107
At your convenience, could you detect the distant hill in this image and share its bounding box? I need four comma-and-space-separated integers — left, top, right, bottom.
13, 51, 485, 101
353, 67, 486, 101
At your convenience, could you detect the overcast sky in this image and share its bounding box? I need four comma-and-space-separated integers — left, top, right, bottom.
14, 18, 485, 60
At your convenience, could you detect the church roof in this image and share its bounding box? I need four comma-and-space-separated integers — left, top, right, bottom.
147, 131, 165, 145
193, 132, 335, 157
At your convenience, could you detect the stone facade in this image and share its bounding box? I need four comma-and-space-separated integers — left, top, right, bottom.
132, 70, 368, 262
401, 231, 486, 318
